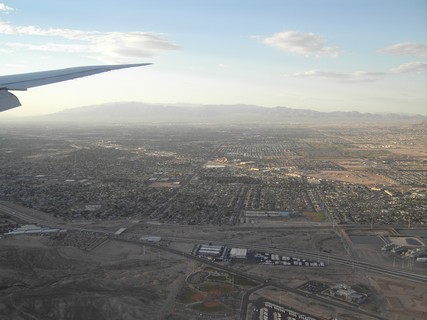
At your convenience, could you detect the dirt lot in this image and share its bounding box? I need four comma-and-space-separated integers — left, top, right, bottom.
0, 235, 189, 320
387, 145, 427, 159
1, 223, 425, 319
367, 275, 427, 320
310, 170, 395, 185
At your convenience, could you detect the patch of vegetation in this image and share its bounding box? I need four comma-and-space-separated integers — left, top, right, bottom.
192, 302, 228, 313
207, 274, 228, 282
203, 267, 216, 272
198, 282, 233, 294
232, 275, 258, 287
201, 267, 258, 287
188, 271, 208, 285
176, 287, 198, 304
352, 284, 372, 294
303, 211, 327, 222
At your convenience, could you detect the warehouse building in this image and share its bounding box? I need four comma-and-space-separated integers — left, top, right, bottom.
230, 247, 248, 259
192, 244, 230, 261
5, 224, 66, 235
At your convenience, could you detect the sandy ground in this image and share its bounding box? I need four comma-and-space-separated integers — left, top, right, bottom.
0, 235, 189, 320
387, 146, 427, 159
1, 221, 425, 319
310, 170, 395, 185
367, 275, 427, 320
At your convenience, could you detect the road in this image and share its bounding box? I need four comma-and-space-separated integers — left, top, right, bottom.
231, 224, 427, 231
164, 235, 427, 284
114, 236, 385, 320
232, 185, 248, 225
0, 201, 111, 235
2, 201, 425, 284
239, 284, 266, 320
1, 201, 422, 319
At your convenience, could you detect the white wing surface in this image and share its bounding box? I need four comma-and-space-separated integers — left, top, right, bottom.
0, 63, 151, 112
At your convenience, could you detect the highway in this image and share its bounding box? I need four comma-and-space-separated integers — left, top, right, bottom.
231, 224, 427, 231
2, 201, 425, 284
0, 202, 55, 226
0, 202, 111, 235
1, 201, 423, 319
114, 236, 385, 320
165, 236, 427, 284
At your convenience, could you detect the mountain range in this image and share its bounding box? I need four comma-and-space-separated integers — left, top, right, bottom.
40, 102, 426, 124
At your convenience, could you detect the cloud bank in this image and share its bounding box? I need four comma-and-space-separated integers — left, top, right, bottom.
260, 31, 341, 57
391, 61, 427, 74
292, 70, 386, 82
0, 21, 179, 63
0, 3, 14, 13
293, 62, 426, 83
380, 42, 427, 58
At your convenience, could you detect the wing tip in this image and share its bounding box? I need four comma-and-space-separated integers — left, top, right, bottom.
107, 63, 153, 70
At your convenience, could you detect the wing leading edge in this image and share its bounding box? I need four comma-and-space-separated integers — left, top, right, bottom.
0, 63, 151, 112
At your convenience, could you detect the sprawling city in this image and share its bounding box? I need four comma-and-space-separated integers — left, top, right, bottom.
0, 119, 426, 319
1, 0, 426, 318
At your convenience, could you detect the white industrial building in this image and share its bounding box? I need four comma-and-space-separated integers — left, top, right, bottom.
140, 235, 162, 242
114, 227, 127, 235
230, 247, 247, 259
5, 224, 66, 235
192, 244, 229, 261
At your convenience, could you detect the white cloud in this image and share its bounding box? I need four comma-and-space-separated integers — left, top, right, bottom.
4, 63, 26, 68
292, 70, 386, 82
292, 62, 426, 82
259, 31, 341, 57
380, 42, 427, 58
6, 42, 87, 53
391, 61, 427, 74
0, 21, 179, 63
0, 3, 14, 13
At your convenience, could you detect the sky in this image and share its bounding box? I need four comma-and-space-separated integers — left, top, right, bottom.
0, 0, 426, 116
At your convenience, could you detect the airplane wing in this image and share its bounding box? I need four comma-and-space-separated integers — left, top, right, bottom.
0, 63, 151, 112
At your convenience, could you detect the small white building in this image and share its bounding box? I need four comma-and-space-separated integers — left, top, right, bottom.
230, 247, 247, 259
140, 235, 162, 243
114, 227, 126, 235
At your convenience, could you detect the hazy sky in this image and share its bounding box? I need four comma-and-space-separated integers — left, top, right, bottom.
1, 0, 426, 116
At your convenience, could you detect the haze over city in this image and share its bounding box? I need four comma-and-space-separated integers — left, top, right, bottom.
1, 0, 426, 116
